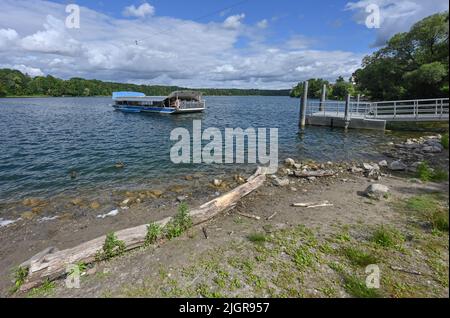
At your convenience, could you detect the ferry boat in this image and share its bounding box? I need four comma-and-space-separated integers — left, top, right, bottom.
112, 91, 206, 114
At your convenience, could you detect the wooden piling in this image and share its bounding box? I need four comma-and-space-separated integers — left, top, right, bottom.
299, 81, 308, 129
319, 84, 327, 112
344, 94, 351, 129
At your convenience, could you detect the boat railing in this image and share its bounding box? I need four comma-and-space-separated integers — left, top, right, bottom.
180, 100, 206, 109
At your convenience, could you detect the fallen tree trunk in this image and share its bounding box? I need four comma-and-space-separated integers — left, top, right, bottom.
20, 167, 267, 291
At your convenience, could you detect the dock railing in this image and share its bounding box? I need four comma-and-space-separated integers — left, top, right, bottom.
307, 97, 449, 121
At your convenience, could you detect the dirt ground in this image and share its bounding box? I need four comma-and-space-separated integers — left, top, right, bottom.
5, 164, 448, 298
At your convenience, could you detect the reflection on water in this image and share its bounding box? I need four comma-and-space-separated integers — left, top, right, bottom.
0, 96, 400, 202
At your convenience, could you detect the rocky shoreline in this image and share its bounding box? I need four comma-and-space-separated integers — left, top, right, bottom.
0, 133, 448, 296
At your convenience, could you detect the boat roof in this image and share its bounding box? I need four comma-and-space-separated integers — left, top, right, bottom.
112, 90, 202, 101
166, 91, 202, 101
112, 91, 145, 99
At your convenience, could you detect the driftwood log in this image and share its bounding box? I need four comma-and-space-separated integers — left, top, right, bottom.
19, 167, 267, 291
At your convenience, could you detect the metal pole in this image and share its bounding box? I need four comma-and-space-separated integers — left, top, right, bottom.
344, 94, 351, 129
319, 84, 326, 112
356, 94, 360, 115
299, 81, 308, 129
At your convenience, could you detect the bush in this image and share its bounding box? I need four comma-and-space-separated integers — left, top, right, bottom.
96, 232, 126, 261
416, 162, 448, 182
145, 222, 162, 245
164, 203, 192, 240
370, 225, 404, 248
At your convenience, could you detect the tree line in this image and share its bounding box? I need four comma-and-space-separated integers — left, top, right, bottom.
0, 69, 290, 97
291, 12, 449, 101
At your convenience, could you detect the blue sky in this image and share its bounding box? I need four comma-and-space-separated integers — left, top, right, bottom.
0, 0, 448, 88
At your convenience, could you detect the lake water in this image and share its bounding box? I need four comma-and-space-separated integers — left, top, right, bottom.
0, 96, 397, 202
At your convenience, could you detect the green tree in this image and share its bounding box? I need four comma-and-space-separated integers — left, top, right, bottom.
290, 78, 332, 99
353, 12, 449, 100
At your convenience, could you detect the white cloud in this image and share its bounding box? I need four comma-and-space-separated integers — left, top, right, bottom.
123, 3, 155, 18
223, 14, 246, 29
0, 28, 18, 49
0, 0, 369, 89
0, 64, 44, 77
256, 19, 268, 29
346, 0, 449, 46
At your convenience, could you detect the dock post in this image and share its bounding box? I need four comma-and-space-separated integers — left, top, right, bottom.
344, 94, 351, 129
319, 84, 327, 112
299, 81, 309, 129
356, 94, 360, 114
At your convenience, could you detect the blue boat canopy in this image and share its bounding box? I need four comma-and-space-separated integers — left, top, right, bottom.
112, 91, 145, 99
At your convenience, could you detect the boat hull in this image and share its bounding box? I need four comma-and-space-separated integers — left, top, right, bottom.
112, 105, 204, 114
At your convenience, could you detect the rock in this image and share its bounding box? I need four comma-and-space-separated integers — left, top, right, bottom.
114, 161, 125, 169
290, 187, 297, 191
121, 198, 131, 206
213, 179, 223, 187
21, 211, 35, 220
362, 163, 374, 171
31, 206, 44, 214
307, 176, 316, 181
389, 160, 407, 171
364, 184, 390, 200
350, 166, 364, 173
148, 189, 164, 198
284, 158, 295, 167
378, 160, 388, 167
22, 198, 46, 208
177, 195, 187, 202
184, 175, 193, 181
293, 163, 302, 170
70, 197, 83, 206
90, 201, 101, 209
272, 177, 290, 187
234, 175, 245, 183
421, 145, 442, 153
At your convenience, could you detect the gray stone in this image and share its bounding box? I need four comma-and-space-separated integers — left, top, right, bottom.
284, 158, 295, 167
272, 177, 290, 187
362, 163, 374, 171
378, 160, 388, 167
389, 160, 407, 171
364, 184, 390, 200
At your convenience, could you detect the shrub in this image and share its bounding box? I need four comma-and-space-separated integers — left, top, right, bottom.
164, 203, 192, 240
441, 133, 449, 150
145, 222, 162, 245
96, 232, 126, 261
370, 225, 404, 248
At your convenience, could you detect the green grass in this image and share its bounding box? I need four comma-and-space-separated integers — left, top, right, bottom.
370, 225, 404, 248
95, 232, 126, 261
342, 247, 378, 267
416, 162, 448, 182
291, 245, 315, 270
441, 133, 449, 150
247, 233, 267, 244
405, 194, 449, 232
27, 279, 56, 297
342, 273, 382, 298
145, 222, 162, 245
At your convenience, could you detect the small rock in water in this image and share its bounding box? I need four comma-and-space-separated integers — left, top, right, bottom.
284, 158, 295, 167
115, 161, 126, 169
69, 170, 78, 179
389, 160, 407, 171
90, 201, 101, 209
364, 184, 390, 200
121, 198, 131, 206
213, 179, 223, 187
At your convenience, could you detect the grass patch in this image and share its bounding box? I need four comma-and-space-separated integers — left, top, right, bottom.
441, 133, 449, 150
247, 233, 266, 244
342, 247, 378, 267
370, 225, 404, 248
405, 194, 449, 232
416, 162, 448, 182
145, 222, 162, 245
291, 245, 315, 270
164, 202, 192, 240
342, 273, 382, 298
96, 232, 126, 261
27, 279, 56, 297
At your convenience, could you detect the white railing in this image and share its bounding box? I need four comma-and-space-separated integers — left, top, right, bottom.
180, 100, 206, 109
307, 98, 449, 121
